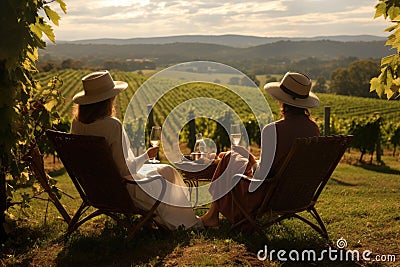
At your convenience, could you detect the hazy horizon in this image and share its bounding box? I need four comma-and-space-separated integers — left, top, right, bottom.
51, 0, 391, 42
57, 33, 386, 42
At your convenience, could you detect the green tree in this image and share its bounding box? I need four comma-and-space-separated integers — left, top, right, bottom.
330, 59, 380, 97
370, 0, 400, 98
348, 59, 380, 97
0, 0, 66, 240
313, 75, 327, 93
329, 68, 352, 95
61, 58, 83, 69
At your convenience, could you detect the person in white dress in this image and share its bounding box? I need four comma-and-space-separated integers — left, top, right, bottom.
70, 70, 203, 230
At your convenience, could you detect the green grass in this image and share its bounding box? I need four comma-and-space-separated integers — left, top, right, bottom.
2, 151, 399, 266
320, 156, 400, 255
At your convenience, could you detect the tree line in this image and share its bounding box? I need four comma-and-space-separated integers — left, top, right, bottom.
38, 58, 156, 72
262, 58, 382, 99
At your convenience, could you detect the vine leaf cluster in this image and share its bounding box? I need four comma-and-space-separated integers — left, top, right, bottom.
371, 0, 400, 98
0, 0, 67, 230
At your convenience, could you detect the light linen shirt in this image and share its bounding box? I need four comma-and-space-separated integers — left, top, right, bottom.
71, 116, 148, 177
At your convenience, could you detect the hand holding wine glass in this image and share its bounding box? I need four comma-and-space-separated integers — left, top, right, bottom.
230, 124, 242, 146
149, 126, 161, 163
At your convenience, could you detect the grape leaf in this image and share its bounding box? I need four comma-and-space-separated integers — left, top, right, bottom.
44, 6, 61, 26
55, 0, 67, 14
388, 6, 400, 20
374, 2, 387, 18
37, 20, 55, 44
370, 77, 383, 94
381, 54, 396, 66
385, 25, 397, 32
44, 99, 58, 112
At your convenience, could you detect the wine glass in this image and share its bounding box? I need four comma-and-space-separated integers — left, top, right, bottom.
230, 124, 242, 146
149, 126, 161, 163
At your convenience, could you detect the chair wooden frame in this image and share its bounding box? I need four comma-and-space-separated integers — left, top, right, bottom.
230, 135, 353, 240
25, 144, 72, 224
46, 130, 167, 241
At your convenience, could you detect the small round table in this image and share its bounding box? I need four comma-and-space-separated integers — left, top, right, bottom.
174, 159, 219, 206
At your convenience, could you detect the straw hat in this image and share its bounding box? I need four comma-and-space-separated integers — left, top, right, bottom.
72, 70, 128, 105
264, 72, 319, 108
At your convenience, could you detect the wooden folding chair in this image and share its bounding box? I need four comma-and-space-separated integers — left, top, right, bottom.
231, 135, 353, 240
46, 130, 166, 241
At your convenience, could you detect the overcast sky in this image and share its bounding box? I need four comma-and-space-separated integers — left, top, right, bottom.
51, 0, 392, 41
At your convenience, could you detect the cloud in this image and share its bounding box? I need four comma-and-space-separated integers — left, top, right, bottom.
51, 0, 391, 40
99, 0, 150, 7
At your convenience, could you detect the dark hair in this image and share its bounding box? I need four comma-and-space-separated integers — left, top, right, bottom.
74, 97, 116, 124
280, 103, 311, 117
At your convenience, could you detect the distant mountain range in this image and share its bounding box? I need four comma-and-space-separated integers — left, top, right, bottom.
59, 34, 386, 48
43, 36, 392, 64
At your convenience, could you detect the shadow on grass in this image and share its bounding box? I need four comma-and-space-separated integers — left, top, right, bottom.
330, 177, 358, 186
0, 222, 65, 267
5, 217, 384, 267
48, 167, 66, 177
358, 161, 400, 175
55, 223, 194, 267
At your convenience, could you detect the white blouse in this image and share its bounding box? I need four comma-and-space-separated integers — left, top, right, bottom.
70, 116, 149, 177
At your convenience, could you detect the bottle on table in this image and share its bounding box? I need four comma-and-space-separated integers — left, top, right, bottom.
192, 133, 208, 160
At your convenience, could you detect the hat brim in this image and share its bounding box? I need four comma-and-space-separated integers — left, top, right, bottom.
264, 82, 319, 108
73, 81, 128, 105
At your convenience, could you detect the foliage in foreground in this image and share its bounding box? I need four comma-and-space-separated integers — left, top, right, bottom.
0, 0, 66, 240
371, 0, 400, 98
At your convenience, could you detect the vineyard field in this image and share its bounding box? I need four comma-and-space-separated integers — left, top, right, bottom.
36, 69, 400, 134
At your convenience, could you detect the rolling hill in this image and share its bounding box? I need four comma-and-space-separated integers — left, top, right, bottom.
41, 39, 391, 64
59, 34, 386, 48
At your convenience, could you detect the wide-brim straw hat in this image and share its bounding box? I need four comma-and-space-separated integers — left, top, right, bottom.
264, 72, 319, 108
72, 70, 128, 105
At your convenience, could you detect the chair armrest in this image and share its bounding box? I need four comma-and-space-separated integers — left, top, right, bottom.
232, 174, 276, 193
232, 174, 275, 183
124, 175, 165, 185
124, 175, 167, 202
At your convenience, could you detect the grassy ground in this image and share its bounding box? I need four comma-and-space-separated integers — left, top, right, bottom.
1, 151, 399, 266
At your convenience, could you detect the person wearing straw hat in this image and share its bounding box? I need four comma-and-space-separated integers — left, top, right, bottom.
71, 70, 203, 230
201, 72, 320, 229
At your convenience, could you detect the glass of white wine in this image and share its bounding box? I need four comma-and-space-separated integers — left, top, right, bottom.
149, 126, 161, 163
230, 124, 241, 146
